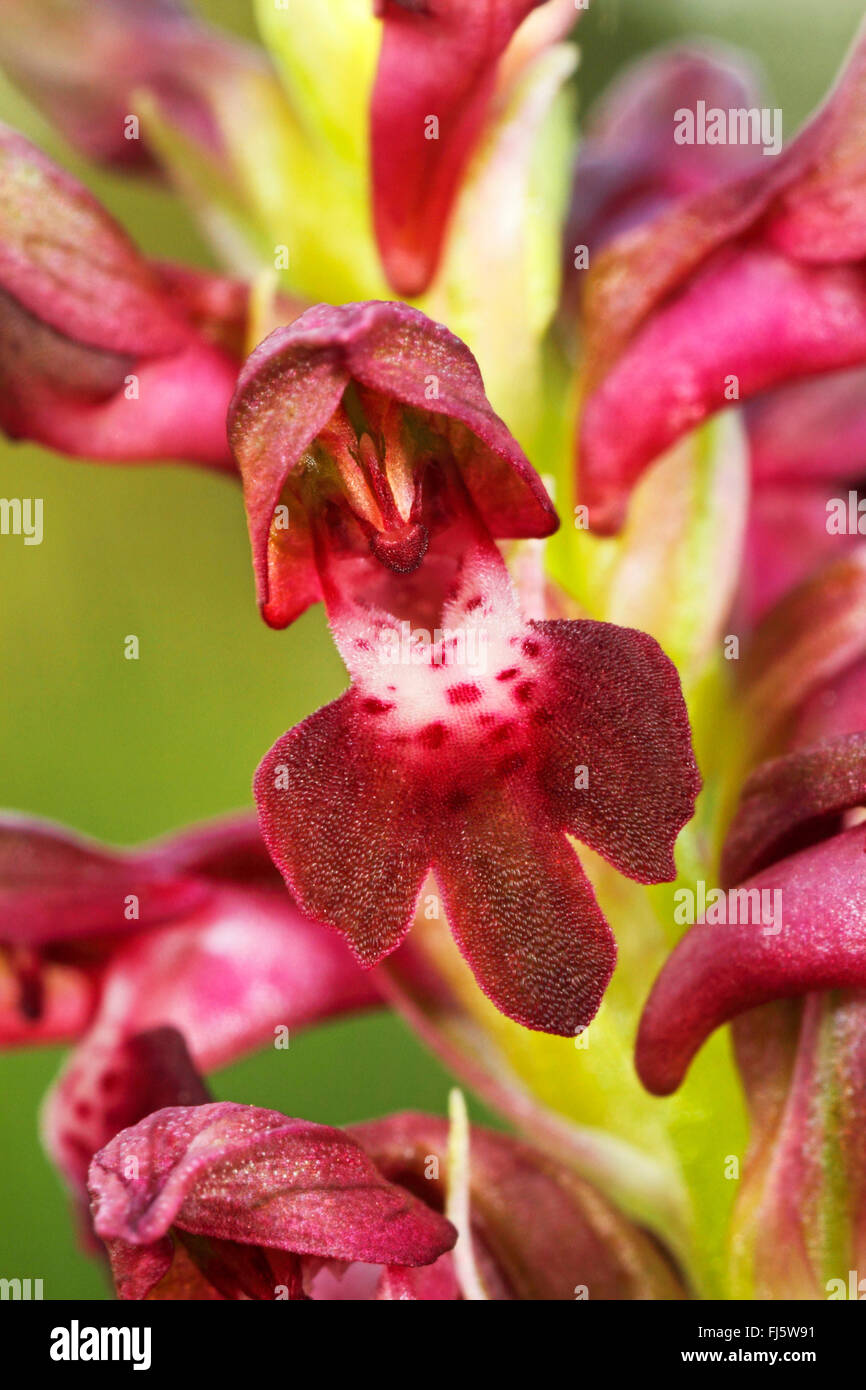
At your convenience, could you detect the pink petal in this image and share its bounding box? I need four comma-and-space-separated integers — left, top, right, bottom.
564, 43, 765, 315
636, 826, 866, 1095
0, 813, 210, 948
88, 1102, 457, 1298
580, 246, 866, 533
371, 0, 546, 296
720, 733, 866, 886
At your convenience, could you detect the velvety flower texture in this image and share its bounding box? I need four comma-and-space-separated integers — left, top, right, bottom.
230, 301, 700, 1036
0, 126, 257, 466
577, 20, 866, 534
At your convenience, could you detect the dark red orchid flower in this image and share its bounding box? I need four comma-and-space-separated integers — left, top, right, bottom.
0, 812, 379, 1213
230, 301, 700, 1036
0, 126, 277, 467
85, 1029, 683, 1300
371, 0, 567, 296
577, 20, 866, 534
0, 0, 265, 175
229, 299, 558, 629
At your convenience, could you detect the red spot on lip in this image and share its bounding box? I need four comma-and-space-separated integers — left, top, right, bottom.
465, 595, 483, 612
361, 697, 395, 715
514, 681, 535, 704
496, 667, 519, 682
447, 682, 482, 706
522, 638, 541, 658
420, 721, 447, 749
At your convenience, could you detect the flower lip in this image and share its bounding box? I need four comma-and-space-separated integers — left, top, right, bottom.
229, 300, 557, 628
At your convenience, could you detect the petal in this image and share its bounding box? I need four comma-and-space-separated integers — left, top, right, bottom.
254, 692, 431, 965
0, 128, 241, 467
0, 0, 265, 174
564, 42, 765, 314
43, 885, 380, 1208
720, 733, 866, 886
0, 127, 185, 354
0, 813, 210, 948
636, 826, 866, 1095
432, 781, 616, 1035
229, 300, 556, 626
88, 1102, 457, 1296
370, 0, 548, 296
740, 482, 850, 625
532, 618, 701, 881
741, 549, 866, 755
376, 1256, 461, 1300
354, 1112, 685, 1299
748, 366, 866, 484
579, 21, 866, 402
580, 246, 866, 533
43, 1024, 210, 1239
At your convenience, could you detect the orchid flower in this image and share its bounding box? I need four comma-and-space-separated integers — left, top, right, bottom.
0, 0, 268, 175
0, 811, 379, 1221
0, 126, 278, 466
229, 301, 699, 1036
636, 733, 866, 1297
85, 1029, 683, 1300
576, 19, 866, 534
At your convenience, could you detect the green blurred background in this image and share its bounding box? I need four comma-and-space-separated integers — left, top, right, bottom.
0, 0, 862, 1298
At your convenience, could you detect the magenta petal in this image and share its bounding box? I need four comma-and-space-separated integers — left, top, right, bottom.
0, 0, 264, 175
229, 301, 556, 627
580, 246, 866, 532
88, 1102, 457, 1298
534, 619, 701, 881
371, 0, 545, 295
565, 43, 765, 315
43, 884, 379, 1212
376, 1256, 461, 1300
0, 127, 185, 355
720, 733, 866, 886
0, 813, 210, 947
434, 785, 616, 1036
636, 827, 866, 1095
254, 693, 430, 966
